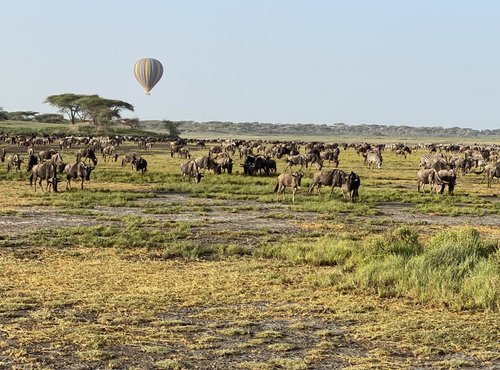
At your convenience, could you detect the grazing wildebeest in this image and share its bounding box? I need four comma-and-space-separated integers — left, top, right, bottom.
417, 168, 439, 194
217, 157, 233, 174
481, 162, 500, 188
322, 148, 340, 167
345, 171, 360, 202
395, 149, 407, 159
242, 155, 271, 175
29, 162, 58, 192
274, 172, 303, 203
267, 157, 277, 173
194, 156, 218, 173
180, 160, 203, 183
134, 157, 148, 176
436, 169, 457, 195
308, 169, 346, 197
64, 162, 94, 190
76, 148, 98, 166
26, 154, 39, 172
6, 154, 23, 172
0, 148, 6, 162
284, 154, 307, 172
122, 153, 137, 168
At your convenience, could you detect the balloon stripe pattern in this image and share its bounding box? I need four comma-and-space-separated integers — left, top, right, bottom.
134, 58, 163, 95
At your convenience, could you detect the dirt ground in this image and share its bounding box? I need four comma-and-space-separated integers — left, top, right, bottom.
0, 193, 498, 238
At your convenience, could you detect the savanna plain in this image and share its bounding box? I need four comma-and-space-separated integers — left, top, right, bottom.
0, 135, 499, 369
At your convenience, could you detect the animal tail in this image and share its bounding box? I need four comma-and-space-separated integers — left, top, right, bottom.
273, 181, 279, 193
432, 168, 447, 184
29, 173, 33, 186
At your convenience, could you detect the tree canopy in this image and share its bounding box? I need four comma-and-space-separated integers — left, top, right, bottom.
162, 120, 182, 138
45, 94, 134, 126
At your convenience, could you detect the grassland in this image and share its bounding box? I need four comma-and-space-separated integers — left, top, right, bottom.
0, 138, 498, 369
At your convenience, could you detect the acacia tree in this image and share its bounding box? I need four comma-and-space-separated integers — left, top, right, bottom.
45, 94, 134, 126
77, 95, 134, 126
162, 120, 182, 138
0, 107, 9, 120
45, 93, 86, 124
120, 118, 140, 129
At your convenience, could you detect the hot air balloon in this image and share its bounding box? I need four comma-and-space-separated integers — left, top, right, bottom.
134, 58, 163, 95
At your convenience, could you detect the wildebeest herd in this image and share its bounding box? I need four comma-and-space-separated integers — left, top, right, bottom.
0, 134, 499, 202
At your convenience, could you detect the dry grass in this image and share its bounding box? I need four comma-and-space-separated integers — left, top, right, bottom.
0, 248, 499, 368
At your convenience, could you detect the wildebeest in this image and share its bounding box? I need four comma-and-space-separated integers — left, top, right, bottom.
134, 157, 148, 176
322, 148, 340, 167
217, 157, 233, 174
417, 168, 439, 194
26, 154, 39, 172
481, 162, 500, 188
38, 149, 58, 162
308, 169, 346, 197
0, 148, 6, 162
180, 160, 203, 183
242, 155, 272, 176
284, 154, 307, 172
194, 156, 218, 173
64, 162, 94, 190
6, 154, 23, 172
122, 153, 137, 168
345, 171, 360, 202
29, 162, 58, 192
171, 143, 190, 158
394, 149, 408, 159
436, 169, 457, 195
76, 148, 98, 166
305, 150, 323, 170
274, 172, 303, 203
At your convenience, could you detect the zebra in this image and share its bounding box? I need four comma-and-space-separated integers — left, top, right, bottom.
419, 154, 446, 169
364, 151, 382, 169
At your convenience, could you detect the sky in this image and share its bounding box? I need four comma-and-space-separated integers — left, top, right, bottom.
1, 0, 499, 130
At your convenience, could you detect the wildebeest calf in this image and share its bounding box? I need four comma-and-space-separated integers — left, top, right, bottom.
417, 168, 439, 194
6, 154, 23, 172
345, 171, 360, 202
274, 172, 303, 203
122, 153, 137, 168
134, 157, 147, 176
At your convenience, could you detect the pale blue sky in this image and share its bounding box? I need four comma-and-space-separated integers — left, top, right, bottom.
1, 0, 499, 129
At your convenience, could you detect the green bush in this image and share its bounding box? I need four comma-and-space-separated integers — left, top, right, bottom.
259, 227, 499, 311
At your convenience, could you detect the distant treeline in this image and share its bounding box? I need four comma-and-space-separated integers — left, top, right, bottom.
0, 109, 65, 123
141, 120, 500, 137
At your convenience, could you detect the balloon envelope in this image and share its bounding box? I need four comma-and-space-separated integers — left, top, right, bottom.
134, 58, 163, 95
